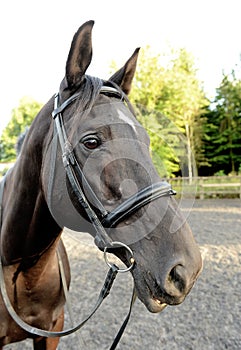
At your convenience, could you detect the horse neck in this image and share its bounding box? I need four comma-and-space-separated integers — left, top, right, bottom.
1, 98, 62, 266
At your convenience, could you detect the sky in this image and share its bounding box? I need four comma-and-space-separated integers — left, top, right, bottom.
1, 0, 241, 133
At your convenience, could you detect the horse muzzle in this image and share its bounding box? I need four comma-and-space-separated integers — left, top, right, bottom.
132, 252, 203, 314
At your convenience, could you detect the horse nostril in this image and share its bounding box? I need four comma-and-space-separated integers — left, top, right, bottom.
166, 265, 187, 296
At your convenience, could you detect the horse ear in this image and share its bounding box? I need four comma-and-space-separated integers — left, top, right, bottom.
65, 20, 94, 90
109, 48, 140, 95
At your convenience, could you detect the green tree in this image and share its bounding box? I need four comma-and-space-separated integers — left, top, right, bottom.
202, 71, 241, 174
129, 47, 209, 178
0, 97, 43, 161
160, 49, 209, 178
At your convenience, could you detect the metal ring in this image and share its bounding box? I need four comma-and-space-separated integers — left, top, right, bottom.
104, 241, 135, 273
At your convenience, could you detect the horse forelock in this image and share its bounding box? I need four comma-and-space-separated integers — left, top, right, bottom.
70, 75, 129, 120
74, 75, 104, 114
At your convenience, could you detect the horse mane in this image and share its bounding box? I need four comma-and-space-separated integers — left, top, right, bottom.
16, 127, 29, 156
75, 75, 104, 115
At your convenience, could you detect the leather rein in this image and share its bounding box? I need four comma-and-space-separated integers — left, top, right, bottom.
0, 84, 176, 349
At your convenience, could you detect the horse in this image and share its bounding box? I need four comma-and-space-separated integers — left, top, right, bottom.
0, 20, 202, 349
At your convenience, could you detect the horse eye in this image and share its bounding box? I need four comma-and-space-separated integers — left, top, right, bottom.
82, 137, 100, 150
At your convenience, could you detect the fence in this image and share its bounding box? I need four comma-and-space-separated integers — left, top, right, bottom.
1, 164, 241, 199
168, 176, 241, 199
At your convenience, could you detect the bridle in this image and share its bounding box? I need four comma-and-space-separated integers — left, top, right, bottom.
51, 83, 176, 248
0, 82, 176, 349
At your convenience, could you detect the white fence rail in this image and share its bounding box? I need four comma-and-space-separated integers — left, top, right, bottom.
168, 176, 241, 199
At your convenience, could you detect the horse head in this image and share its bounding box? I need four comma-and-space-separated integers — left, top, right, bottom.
43, 20, 202, 313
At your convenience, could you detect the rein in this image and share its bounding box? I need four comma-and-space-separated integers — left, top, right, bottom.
0, 84, 176, 349
0, 246, 134, 339
0, 175, 135, 348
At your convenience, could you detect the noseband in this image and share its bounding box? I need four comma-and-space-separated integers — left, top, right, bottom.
52, 83, 176, 247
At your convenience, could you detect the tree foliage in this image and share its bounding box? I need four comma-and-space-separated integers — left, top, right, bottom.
129, 47, 209, 177
3, 51, 241, 178
202, 71, 241, 175
0, 97, 43, 161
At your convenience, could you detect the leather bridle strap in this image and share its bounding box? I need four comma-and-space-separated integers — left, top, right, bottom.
102, 182, 176, 228
0, 243, 135, 349
52, 91, 81, 118
0, 254, 121, 338
53, 92, 113, 247
52, 90, 176, 244
109, 288, 136, 350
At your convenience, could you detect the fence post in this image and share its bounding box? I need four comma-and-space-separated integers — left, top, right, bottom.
240, 178, 241, 199
199, 178, 204, 200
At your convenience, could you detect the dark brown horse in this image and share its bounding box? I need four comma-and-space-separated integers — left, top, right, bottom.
0, 21, 202, 349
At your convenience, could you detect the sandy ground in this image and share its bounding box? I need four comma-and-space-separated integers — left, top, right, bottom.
4, 199, 241, 349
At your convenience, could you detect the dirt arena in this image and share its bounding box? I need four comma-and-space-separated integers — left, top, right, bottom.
5, 199, 241, 349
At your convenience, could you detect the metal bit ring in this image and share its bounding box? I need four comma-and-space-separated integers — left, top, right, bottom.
104, 241, 135, 273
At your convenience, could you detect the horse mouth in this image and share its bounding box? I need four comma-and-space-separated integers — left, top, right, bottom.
150, 297, 168, 313
133, 277, 183, 313
146, 287, 186, 313
136, 285, 169, 313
